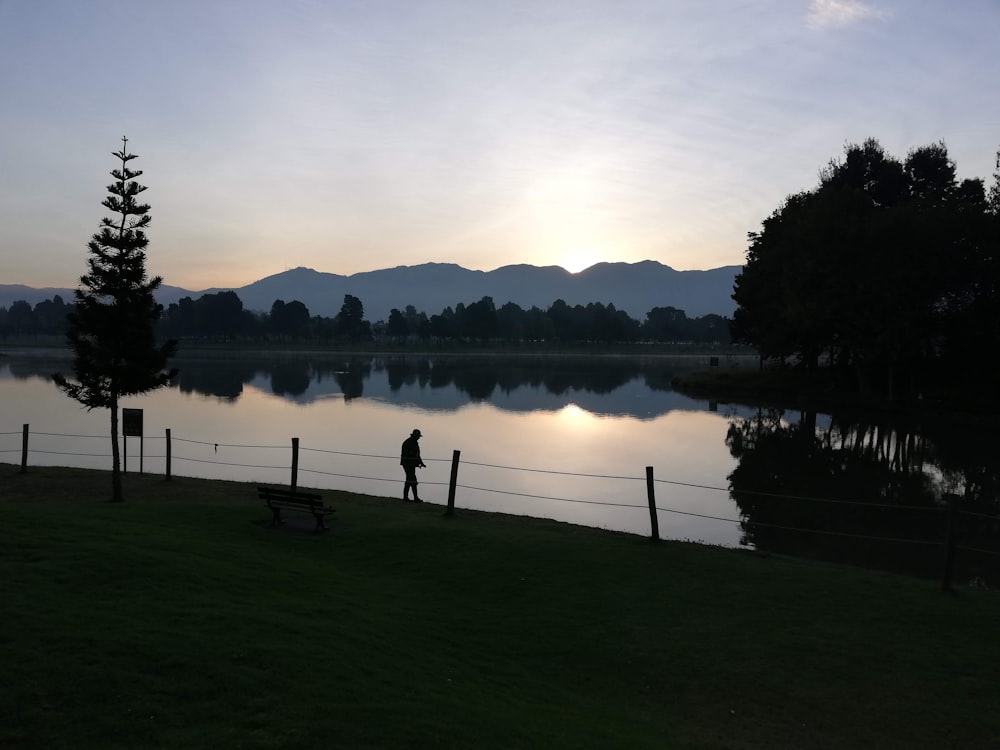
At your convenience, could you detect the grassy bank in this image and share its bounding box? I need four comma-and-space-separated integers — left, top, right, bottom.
3, 466, 999, 749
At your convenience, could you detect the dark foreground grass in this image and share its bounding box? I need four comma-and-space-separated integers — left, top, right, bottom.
2, 467, 999, 749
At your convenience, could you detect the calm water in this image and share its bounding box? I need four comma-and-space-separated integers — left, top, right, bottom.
2, 349, 997, 585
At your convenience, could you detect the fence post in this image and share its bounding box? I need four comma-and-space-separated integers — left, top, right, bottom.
20, 424, 28, 474
646, 466, 660, 542
165, 428, 172, 481
291, 437, 299, 492
445, 449, 460, 517
941, 494, 959, 592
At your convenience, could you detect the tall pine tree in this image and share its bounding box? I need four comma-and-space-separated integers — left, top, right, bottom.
54, 137, 177, 502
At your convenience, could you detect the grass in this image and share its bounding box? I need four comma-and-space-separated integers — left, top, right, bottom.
2, 466, 999, 749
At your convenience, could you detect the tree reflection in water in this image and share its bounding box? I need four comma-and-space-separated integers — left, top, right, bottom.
5, 351, 716, 416
167, 354, 676, 407
726, 408, 1000, 586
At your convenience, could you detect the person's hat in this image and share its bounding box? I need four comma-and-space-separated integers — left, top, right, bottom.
411, 429, 422, 437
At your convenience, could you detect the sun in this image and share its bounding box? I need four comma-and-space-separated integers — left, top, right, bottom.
559, 247, 601, 274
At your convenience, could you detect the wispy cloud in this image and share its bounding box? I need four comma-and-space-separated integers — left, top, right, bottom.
806, 0, 887, 29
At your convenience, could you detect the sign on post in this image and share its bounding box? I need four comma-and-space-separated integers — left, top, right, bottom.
122, 408, 144, 437
122, 408, 144, 473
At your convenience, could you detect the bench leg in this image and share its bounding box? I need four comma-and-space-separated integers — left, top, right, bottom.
270, 507, 282, 527
312, 512, 329, 532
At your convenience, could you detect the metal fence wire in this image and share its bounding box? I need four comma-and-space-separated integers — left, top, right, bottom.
4, 424, 999, 590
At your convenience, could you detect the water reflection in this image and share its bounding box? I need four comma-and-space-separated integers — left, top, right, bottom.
8, 351, 733, 418
727, 408, 1000, 586
203, 354, 744, 417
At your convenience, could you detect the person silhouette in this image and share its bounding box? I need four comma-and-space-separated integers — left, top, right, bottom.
400, 428, 426, 502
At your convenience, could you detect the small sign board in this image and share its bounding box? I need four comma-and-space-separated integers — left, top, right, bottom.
122, 408, 144, 437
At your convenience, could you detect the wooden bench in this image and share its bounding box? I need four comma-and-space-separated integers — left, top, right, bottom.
258, 486, 334, 532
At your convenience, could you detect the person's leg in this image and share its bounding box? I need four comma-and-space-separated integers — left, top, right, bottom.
403, 465, 417, 500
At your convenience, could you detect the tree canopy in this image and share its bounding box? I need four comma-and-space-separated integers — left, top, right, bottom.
732, 138, 1000, 402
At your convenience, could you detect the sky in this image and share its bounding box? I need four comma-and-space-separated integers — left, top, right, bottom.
2, 0, 998, 291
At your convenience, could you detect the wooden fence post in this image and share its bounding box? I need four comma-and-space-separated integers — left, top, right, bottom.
941, 494, 959, 592
646, 466, 660, 542
20, 424, 28, 474
165, 428, 172, 481
291, 437, 299, 492
445, 450, 460, 517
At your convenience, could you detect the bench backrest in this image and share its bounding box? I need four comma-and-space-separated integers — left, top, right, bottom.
258, 487, 324, 506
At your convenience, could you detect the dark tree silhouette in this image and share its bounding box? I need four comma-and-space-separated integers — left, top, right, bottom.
200, 291, 248, 339
6, 300, 34, 336
270, 299, 311, 338
334, 294, 369, 342
53, 138, 177, 502
386, 308, 409, 339
33, 295, 70, 335
404, 305, 430, 340
461, 296, 498, 341
161, 291, 258, 340
732, 138, 996, 400
428, 309, 453, 339
496, 301, 526, 341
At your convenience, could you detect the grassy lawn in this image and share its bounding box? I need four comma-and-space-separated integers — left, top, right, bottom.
2, 466, 999, 749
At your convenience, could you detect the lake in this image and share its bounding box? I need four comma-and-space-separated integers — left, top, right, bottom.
2, 348, 997, 586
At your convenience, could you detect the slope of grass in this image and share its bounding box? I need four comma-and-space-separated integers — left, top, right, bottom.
2, 466, 999, 749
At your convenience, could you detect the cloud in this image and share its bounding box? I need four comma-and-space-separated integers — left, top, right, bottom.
806, 0, 887, 29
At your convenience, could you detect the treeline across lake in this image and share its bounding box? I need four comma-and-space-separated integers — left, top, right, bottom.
0, 291, 732, 346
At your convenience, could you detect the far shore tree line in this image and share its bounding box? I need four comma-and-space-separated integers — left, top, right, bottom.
0, 291, 733, 346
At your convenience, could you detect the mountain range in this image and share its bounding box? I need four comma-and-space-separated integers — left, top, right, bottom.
1, 260, 741, 322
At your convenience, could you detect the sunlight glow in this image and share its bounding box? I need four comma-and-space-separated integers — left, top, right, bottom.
559, 248, 602, 274
556, 402, 595, 425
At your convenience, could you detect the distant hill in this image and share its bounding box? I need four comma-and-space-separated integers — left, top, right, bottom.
1, 261, 741, 322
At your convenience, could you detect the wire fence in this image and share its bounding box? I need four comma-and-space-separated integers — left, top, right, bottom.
3, 423, 999, 589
